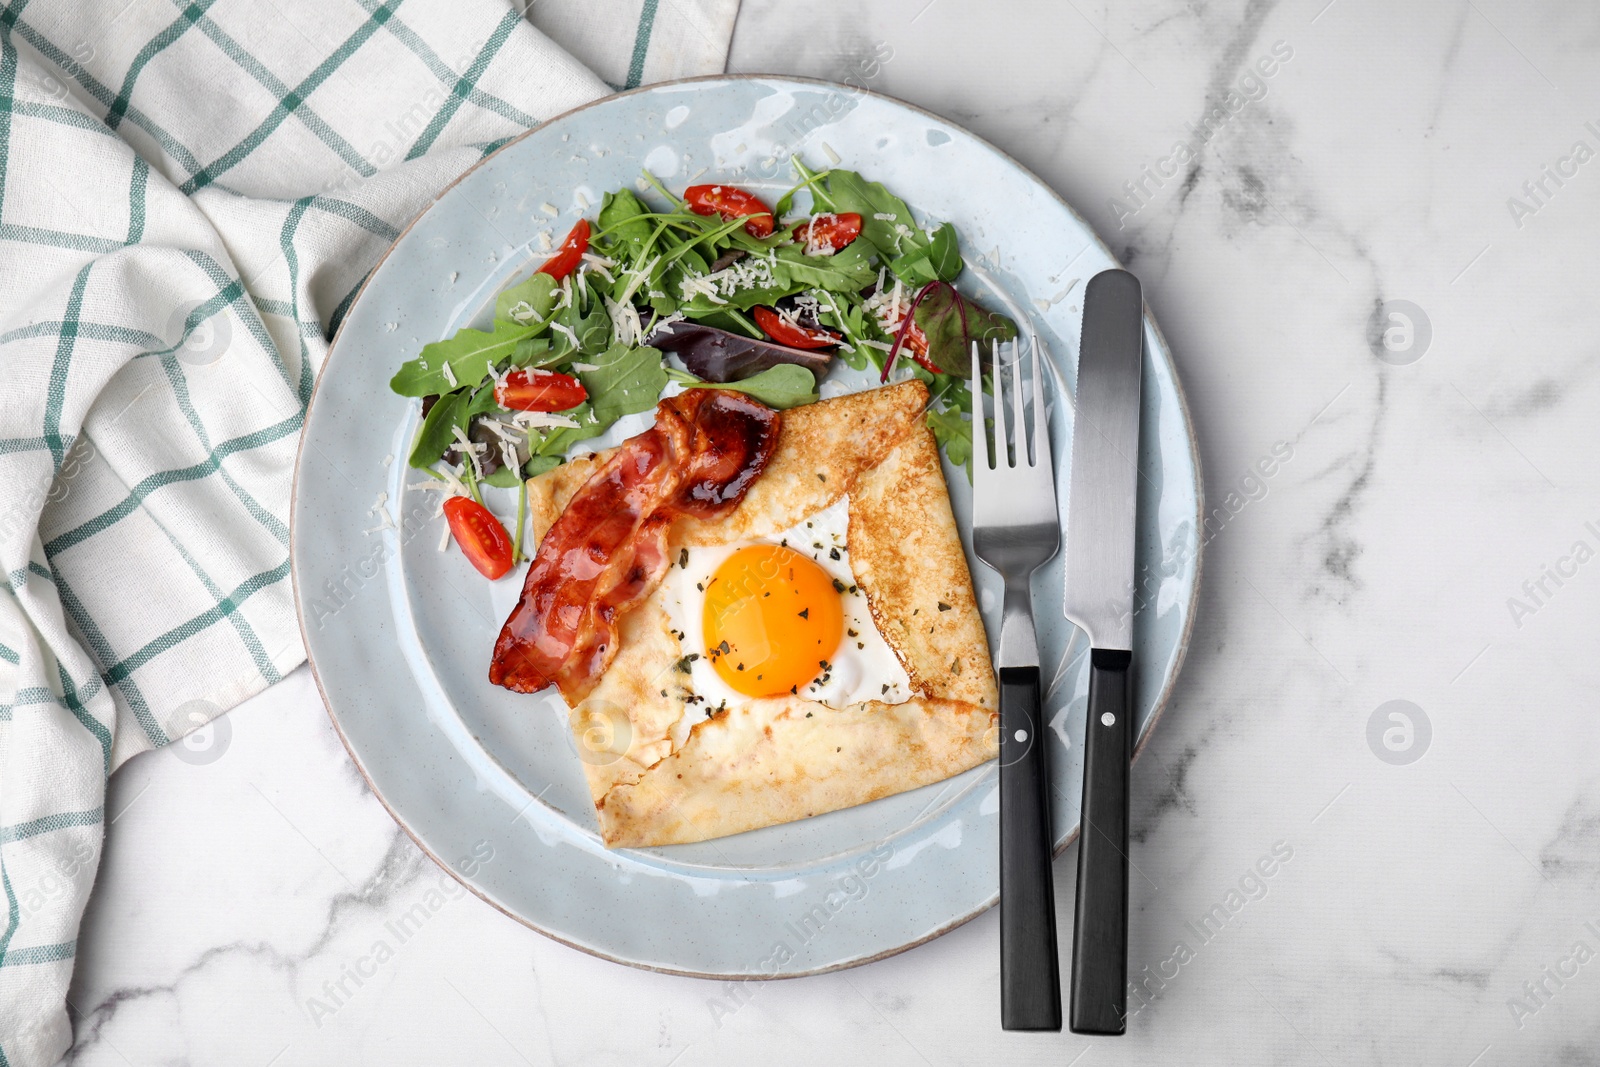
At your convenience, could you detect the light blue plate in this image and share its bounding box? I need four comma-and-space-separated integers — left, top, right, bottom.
291, 76, 1201, 977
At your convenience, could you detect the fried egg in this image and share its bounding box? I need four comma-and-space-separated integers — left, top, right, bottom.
660, 494, 911, 737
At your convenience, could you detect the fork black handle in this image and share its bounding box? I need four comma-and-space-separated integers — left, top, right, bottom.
999, 664, 1062, 1031
1070, 648, 1132, 1034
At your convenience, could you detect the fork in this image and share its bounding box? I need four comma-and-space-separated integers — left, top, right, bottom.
970, 338, 1062, 1032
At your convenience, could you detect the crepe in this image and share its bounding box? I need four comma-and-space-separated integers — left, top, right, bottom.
525, 379, 999, 847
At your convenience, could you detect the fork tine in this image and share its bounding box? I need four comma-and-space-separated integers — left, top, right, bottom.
970, 340, 988, 473
991, 338, 1006, 466
1006, 339, 1025, 467
1030, 338, 1051, 476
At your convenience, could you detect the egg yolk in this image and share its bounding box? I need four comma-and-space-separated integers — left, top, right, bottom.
702, 545, 844, 698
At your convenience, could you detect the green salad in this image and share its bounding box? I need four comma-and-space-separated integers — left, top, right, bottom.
392, 159, 1019, 579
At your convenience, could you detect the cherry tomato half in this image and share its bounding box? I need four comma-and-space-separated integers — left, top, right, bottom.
790, 212, 863, 252
538, 219, 590, 281
495, 368, 587, 412
684, 184, 775, 238
752, 306, 839, 350
444, 496, 515, 580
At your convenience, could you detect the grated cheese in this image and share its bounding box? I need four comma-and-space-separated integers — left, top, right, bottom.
440, 463, 471, 499
480, 418, 525, 465
363, 491, 396, 535
449, 428, 485, 482
616, 254, 661, 306
506, 300, 540, 325
487, 363, 511, 393
677, 274, 727, 304
549, 321, 580, 349
603, 294, 643, 347
679, 254, 778, 303
441, 362, 458, 387
864, 275, 909, 338
643, 310, 685, 340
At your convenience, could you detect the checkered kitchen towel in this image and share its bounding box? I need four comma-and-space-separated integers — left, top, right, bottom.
0, 1, 740, 1062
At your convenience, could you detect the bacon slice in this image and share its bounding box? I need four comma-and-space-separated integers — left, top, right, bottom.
489, 389, 781, 700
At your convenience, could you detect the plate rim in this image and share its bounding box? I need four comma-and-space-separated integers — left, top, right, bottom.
290, 72, 1204, 980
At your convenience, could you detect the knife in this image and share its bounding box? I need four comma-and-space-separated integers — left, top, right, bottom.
1063, 268, 1143, 1035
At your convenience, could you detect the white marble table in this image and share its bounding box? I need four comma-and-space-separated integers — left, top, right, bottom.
65, 1, 1600, 1063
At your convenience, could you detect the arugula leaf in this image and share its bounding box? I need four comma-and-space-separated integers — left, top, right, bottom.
510, 335, 554, 368
407, 381, 502, 472
891, 223, 963, 288
888, 250, 936, 288
598, 189, 654, 254
679, 283, 798, 315
775, 239, 877, 291
523, 455, 563, 479
925, 404, 973, 469
548, 282, 612, 361
408, 390, 469, 467
931, 365, 977, 413
578, 344, 669, 424
483, 465, 523, 488
824, 169, 924, 259
672, 243, 710, 282
494, 271, 557, 327
926, 223, 963, 282
531, 402, 605, 457
686, 363, 817, 409
678, 308, 763, 338
465, 380, 500, 419
912, 283, 1019, 376
391, 318, 533, 398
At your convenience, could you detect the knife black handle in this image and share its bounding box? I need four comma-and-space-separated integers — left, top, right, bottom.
1070, 648, 1132, 1034
998, 664, 1062, 1031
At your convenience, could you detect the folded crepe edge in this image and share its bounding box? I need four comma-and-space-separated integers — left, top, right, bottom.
595, 695, 997, 847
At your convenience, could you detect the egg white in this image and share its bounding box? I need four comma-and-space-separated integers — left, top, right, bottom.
659, 495, 912, 735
